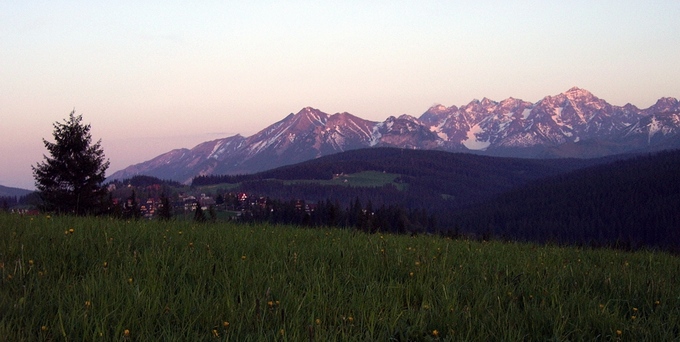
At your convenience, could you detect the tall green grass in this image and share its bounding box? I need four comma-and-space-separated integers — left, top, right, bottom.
1, 213, 679, 341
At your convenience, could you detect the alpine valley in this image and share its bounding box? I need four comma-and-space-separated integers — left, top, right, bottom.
109, 87, 680, 183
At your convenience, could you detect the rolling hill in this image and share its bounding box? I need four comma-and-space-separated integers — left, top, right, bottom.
0, 184, 33, 197
192, 147, 621, 213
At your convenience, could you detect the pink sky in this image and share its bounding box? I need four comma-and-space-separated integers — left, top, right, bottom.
1, 1, 679, 189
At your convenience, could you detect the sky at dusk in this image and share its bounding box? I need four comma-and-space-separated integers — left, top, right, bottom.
1, 1, 679, 190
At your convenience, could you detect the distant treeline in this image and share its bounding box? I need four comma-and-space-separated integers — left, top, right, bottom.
234, 196, 437, 235
1, 196, 19, 210
1, 193, 39, 209
108, 175, 183, 188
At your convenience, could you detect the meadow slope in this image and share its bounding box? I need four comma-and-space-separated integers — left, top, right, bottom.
1, 214, 679, 341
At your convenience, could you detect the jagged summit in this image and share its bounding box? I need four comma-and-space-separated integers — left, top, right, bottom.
300, 106, 320, 112
652, 97, 679, 111
108, 88, 680, 183
480, 97, 497, 106
566, 86, 587, 93
429, 104, 448, 111
564, 86, 595, 98
280, 107, 329, 133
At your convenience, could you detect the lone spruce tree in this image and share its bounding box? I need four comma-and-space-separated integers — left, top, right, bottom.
157, 193, 173, 221
32, 110, 110, 215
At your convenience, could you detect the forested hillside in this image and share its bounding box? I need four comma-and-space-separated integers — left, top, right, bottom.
190, 148, 680, 251
192, 147, 607, 210
451, 150, 680, 251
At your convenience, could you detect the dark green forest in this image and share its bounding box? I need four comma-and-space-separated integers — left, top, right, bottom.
452, 150, 680, 251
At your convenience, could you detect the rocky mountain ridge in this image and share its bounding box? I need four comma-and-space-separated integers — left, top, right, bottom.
109, 87, 680, 183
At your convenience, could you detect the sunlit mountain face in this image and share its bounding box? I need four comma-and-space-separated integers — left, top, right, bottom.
109, 88, 680, 183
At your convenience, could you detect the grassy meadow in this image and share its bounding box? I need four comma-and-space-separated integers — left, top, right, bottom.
1, 213, 679, 341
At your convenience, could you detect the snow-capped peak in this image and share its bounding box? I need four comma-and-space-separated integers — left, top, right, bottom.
564, 86, 594, 100
108, 87, 680, 183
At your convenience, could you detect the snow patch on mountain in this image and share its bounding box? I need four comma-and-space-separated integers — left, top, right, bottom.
648, 116, 661, 139
463, 124, 491, 150
369, 125, 382, 146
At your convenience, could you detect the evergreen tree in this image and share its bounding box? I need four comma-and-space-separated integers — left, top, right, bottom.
157, 193, 173, 221
194, 201, 206, 222
32, 111, 110, 215
106, 192, 122, 218
123, 190, 142, 220
348, 197, 362, 227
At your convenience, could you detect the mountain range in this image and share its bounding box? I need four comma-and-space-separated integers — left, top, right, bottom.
109, 87, 680, 183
